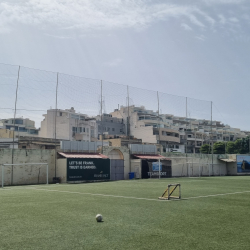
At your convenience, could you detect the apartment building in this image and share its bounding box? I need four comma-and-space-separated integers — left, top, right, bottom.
111, 106, 184, 153
173, 117, 247, 153
0, 118, 39, 137
111, 105, 248, 153
39, 107, 97, 141
95, 113, 125, 138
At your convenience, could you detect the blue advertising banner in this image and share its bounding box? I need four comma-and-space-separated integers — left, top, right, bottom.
236, 155, 250, 173
152, 162, 162, 171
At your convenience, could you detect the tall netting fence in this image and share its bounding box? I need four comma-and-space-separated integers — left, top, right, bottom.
0, 64, 20, 122
0, 63, 215, 151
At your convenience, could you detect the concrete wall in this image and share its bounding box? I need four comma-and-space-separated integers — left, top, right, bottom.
0, 149, 55, 186
161, 153, 227, 177
56, 158, 67, 183
226, 162, 237, 175
130, 159, 141, 178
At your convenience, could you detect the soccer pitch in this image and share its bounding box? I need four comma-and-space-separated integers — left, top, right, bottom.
1, 177, 250, 250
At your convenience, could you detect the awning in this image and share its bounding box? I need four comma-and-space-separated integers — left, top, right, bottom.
58, 152, 108, 159
133, 154, 170, 160
219, 158, 236, 163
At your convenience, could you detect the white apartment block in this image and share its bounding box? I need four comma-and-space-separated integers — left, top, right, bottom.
39, 107, 97, 141
111, 105, 248, 153
111, 106, 185, 153
0, 118, 39, 137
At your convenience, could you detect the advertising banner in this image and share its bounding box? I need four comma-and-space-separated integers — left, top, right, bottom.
146, 161, 171, 178
67, 158, 110, 181
236, 155, 250, 173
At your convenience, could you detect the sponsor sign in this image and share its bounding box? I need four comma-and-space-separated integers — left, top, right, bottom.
236, 155, 250, 173
152, 162, 162, 171
143, 162, 171, 178
67, 158, 110, 181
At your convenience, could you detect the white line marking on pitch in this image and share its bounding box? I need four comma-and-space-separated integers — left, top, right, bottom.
3, 186, 250, 202
185, 190, 250, 200
25, 187, 163, 202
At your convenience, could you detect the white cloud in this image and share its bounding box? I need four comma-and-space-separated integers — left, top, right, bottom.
181, 23, 193, 31
188, 14, 205, 28
202, 0, 245, 4
195, 35, 206, 41
218, 14, 226, 24
0, 0, 248, 36
0, 1, 206, 33
229, 17, 239, 22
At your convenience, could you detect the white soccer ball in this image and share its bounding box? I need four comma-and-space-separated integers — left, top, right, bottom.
96, 214, 103, 222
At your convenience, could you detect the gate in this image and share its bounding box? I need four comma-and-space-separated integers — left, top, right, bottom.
110, 159, 124, 180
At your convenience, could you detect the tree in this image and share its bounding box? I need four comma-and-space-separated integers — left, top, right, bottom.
240, 136, 250, 154
226, 141, 237, 154
234, 139, 243, 154
200, 144, 211, 154
213, 142, 226, 154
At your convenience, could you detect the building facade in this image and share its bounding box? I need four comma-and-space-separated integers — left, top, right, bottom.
111, 105, 248, 153
0, 118, 39, 137
95, 113, 125, 138
39, 107, 97, 141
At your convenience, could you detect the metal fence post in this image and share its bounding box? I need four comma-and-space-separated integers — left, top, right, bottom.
47, 164, 49, 185
2, 165, 4, 188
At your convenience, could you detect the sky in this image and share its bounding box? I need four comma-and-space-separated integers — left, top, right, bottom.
0, 0, 250, 130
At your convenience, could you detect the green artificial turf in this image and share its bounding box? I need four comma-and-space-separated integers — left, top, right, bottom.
1, 176, 250, 250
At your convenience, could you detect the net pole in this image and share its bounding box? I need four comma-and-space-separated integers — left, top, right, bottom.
101, 80, 103, 154
11, 65, 21, 185
54, 73, 59, 179
158, 158, 160, 179
211, 101, 214, 175
47, 164, 49, 184
2, 165, 4, 188
199, 165, 200, 178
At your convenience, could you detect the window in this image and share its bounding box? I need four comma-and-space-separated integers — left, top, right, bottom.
22, 146, 26, 149
15, 119, 23, 125
19, 127, 27, 132
60, 112, 62, 116
112, 128, 115, 131
72, 127, 77, 132
29, 129, 38, 134
79, 127, 82, 133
